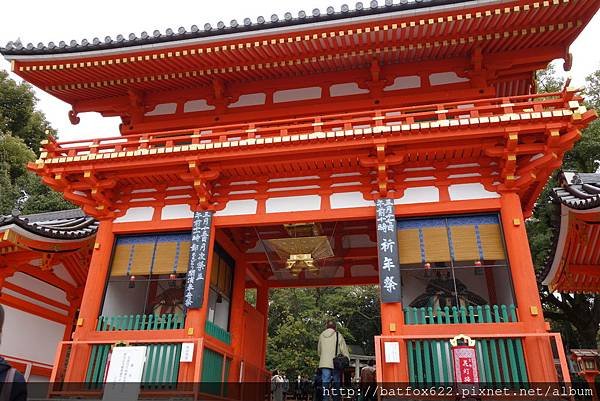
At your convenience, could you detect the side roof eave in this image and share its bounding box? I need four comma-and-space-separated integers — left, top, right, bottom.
0, 210, 98, 241
540, 203, 570, 287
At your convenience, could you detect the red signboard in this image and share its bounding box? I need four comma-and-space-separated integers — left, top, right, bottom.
452, 345, 479, 384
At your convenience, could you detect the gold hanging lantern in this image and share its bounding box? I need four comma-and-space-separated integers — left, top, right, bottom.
266, 232, 333, 276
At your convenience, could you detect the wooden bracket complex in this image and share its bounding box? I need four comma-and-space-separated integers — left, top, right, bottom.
359, 143, 404, 199
182, 161, 220, 210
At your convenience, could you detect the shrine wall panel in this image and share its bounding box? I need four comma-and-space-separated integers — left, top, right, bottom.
395, 187, 439, 204
162, 204, 194, 220
52, 263, 78, 286
215, 199, 258, 216
265, 195, 321, 213
448, 183, 499, 201
0, 305, 64, 365
330, 192, 373, 209
5, 272, 69, 307
114, 206, 154, 223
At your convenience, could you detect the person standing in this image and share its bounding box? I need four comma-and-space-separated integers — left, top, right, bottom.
295, 375, 302, 400
317, 320, 349, 401
360, 360, 376, 401
271, 370, 285, 401
312, 368, 323, 401
282, 374, 289, 400
0, 305, 26, 401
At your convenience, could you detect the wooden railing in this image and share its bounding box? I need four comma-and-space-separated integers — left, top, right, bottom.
85, 342, 182, 389
50, 336, 257, 400
96, 313, 185, 331
39, 89, 581, 161
404, 304, 518, 325
406, 337, 527, 385
375, 332, 571, 391
0, 355, 53, 380
205, 320, 232, 344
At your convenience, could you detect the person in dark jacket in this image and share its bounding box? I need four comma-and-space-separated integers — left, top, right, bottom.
0, 305, 27, 401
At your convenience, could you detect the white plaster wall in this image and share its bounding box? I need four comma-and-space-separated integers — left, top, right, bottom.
395, 186, 439, 205
184, 99, 215, 112
273, 87, 322, 103
329, 82, 369, 97
266, 195, 321, 213
101, 281, 148, 317
52, 264, 77, 286
161, 204, 194, 220
208, 289, 230, 330
330, 192, 372, 209
384, 76, 421, 91
114, 207, 154, 223
429, 72, 469, 86
215, 200, 258, 216
145, 103, 177, 116
448, 183, 499, 201
229, 93, 266, 108
6, 273, 68, 305
0, 306, 64, 365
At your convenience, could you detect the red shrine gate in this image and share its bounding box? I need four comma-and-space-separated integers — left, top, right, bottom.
1, 0, 599, 398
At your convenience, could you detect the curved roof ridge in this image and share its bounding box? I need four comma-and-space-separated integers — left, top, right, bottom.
552, 171, 600, 210
0, 208, 98, 240
0, 0, 474, 56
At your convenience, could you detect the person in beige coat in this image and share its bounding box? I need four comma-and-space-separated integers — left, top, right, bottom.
317, 320, 349, 401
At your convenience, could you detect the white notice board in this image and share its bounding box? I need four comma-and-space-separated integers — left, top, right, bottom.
180, 342, 195, 363
384, 342, 400, 363
102, 346, 147, 401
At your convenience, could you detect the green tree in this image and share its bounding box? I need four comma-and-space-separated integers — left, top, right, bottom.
266, 286, 380, 376
0, 70, 52, 152
527, 65, 600, 348
0, 70, 74, 215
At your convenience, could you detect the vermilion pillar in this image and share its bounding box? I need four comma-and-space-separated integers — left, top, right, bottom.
379, 303, 408, 382
256, 284, 269, 368
500, 191, 557, 381
64, 219, 114, 381
72, 220, 114, 338
229, 260, 248, 381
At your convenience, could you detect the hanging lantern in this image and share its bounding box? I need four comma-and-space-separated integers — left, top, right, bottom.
169, 273, 177, 287
424, 262, 432, 277
474, 260, 483, 275
128, 274, 136, 288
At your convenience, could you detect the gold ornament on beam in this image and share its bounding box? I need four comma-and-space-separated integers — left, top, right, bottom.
266, 232, 334, 277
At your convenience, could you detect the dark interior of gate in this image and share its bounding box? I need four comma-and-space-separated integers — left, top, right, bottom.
213, 216, 515, 389
212, 220, 380, 385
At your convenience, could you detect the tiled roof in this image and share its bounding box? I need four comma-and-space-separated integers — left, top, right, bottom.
552, 171, 600, 210
1, 0, 471, 56
571, 349, 600, 358
0, 209, 98, 240
538, 171, 600, 286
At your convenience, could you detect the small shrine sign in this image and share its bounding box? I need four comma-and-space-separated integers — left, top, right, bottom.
450, 335, 479, 392
375, 198, 401, 303
184, 210, 213, 309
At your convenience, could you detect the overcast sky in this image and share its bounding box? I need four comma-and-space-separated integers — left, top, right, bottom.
1, 0, 599, 142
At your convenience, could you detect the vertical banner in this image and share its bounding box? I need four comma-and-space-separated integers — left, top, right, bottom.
184, 210, 213, 309
452, 344, 479, 393
375, 198, 401, 303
